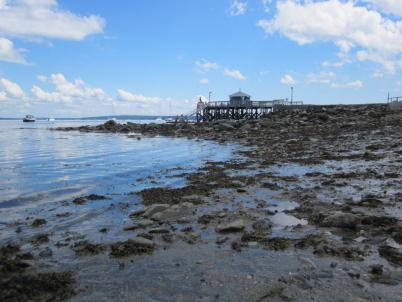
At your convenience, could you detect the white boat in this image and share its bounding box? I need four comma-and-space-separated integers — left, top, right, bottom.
23, 115, 36, 122
48, 117, 55, 122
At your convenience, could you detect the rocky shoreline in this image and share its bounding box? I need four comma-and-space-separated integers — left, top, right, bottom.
2, 104, 402, 301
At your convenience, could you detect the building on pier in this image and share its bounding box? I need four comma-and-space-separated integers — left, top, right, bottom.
196, 91, 299, 122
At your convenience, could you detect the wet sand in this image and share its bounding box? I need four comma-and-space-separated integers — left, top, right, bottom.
1, 104, 402, 301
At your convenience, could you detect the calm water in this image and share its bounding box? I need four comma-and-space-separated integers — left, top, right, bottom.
0, 119, 234, 210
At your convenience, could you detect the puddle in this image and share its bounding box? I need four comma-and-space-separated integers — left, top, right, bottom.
271, 213, 308, 229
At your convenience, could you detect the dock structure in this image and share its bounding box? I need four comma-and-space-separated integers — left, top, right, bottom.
387, 94, 402, 111
196, 91, 301, 122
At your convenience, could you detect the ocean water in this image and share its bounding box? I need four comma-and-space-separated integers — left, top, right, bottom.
0, 119, 235, 211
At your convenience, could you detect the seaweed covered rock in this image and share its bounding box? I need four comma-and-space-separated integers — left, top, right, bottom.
110, 237, 155, 257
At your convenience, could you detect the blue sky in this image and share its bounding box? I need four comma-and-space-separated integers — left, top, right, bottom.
0, 0, 402, 117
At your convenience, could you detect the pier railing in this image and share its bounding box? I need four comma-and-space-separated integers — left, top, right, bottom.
203, 99, 295, 108
388, 96, 402, 103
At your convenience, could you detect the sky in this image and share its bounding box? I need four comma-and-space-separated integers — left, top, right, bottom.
0, 0, 402, 117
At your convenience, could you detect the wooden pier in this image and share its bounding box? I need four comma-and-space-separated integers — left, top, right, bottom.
196, 99, 302, 122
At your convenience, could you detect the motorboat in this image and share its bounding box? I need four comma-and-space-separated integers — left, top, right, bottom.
48, 117, 55, 122
23, 115, 36, 122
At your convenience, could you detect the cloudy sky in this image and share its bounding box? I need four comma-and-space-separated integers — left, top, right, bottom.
0, 0, 402, 117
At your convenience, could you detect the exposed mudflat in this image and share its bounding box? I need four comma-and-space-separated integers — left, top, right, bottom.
1, 104, 402, 301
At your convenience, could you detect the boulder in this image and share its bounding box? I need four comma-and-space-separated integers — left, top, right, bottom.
151, 203, 193, 222
321, 212, 360, 229
216, 219, 245, 233
142, 204, 170, 218
110, 237, 155, 257
129, 208, 147, 217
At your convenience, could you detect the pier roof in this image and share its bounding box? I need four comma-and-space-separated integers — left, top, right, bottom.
229, 91, 250, 98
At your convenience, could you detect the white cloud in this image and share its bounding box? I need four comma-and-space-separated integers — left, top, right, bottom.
32, 73, 108, 103
228, 0, 247, 16
37, 75, 48, 82
0, 77, 25, 98
321, 60, 344, 68
371, 70, 384, 78
332, 80, 363, 88
195, 59, 219, 73
261, 0, 272, 12
257, 0, 402, 72
0, 0, 104, 41
223, 68, 246, 80
365, 0, 402, 16
0, 90, 8, 101
117, 89, 161, 104
280, 74, 296, 85
199, 78, 209, 85
305, 71, 362, 88
31, 85, 64, 102
306, 71, 336, 84
0, 37, 26, 63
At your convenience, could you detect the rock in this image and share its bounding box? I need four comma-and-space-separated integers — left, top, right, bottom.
124, 219, 154, 231
241, 231, 268, 243
138, 219, 154, 228
256, 282, 287, 300
142, 204, 170, 218
123, 224, 139, 231
148, 227, 170, 234
150, 204, 193, 222
216, 219, 245, 233
179, 232, 200, 244
215, 122, 236, 131
38, 247, 53, 258
354, 236, 368, 243
299, 257, 317, 271
16, 252, 34, 260
110, 237, 155, 257
72, 197, 86, 205
252, 219, 272, 232
72, 194, 107, 205
370, 264, 383, 275
216, 236, 229, 244
321, 212, 360, 229
316, 113, 329, 122
30, 234, 49, 245
358, 196, 382, 208
137, 233, 154, 240
72, 241, 106, 256
86, 194, 107, 201
129, 208, 147, 217
0, 271, 75, 302
378, 245, 402, 266
161, 233, 174, 243
231, 241, 243, 252
347, 298, 368, 302
31, 219, 47, 227
264, 237, 292, 251
198, 214, 215, 224
104, 119, 117, 130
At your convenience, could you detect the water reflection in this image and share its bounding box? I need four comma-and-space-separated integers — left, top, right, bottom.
0, 120, 235, 209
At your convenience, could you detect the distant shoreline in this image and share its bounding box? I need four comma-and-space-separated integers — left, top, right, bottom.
0, 115, 175, 121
